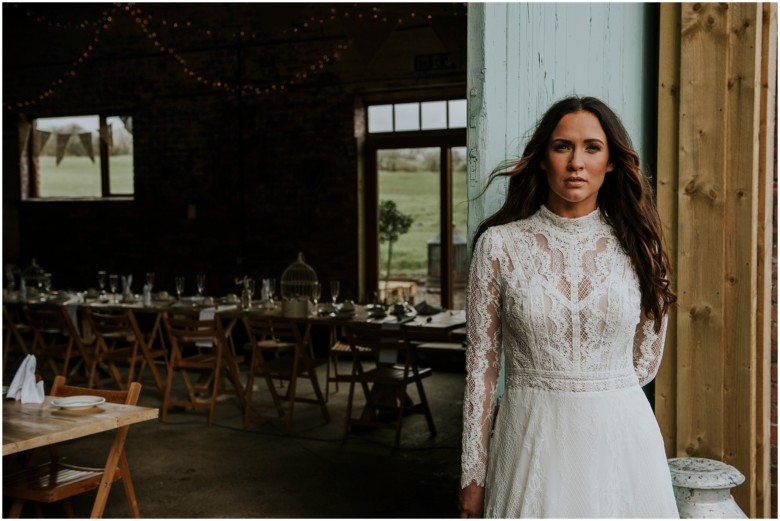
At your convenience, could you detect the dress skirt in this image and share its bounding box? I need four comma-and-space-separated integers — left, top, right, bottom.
483, 384, 679, 518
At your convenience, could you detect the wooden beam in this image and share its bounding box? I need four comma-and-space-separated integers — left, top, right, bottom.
669, 3, 770, 515
755, 3, 777, 518
655, 2, 681, 457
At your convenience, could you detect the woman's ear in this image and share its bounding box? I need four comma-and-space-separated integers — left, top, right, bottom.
606, 161, 614, 173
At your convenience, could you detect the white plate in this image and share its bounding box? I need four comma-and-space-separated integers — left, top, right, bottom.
51, 395, 106, 410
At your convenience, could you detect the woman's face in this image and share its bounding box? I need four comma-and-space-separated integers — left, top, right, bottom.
540, 110, 613, 218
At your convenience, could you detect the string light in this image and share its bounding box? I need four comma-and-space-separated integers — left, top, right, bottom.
5, 3, 467, 109
4, 7, 118, 111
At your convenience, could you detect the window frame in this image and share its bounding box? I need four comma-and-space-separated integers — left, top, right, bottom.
20, 113, 134, 201
363, 128, 467, 308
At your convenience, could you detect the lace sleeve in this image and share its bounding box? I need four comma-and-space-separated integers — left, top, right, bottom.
632, 310, 669, 386
461, 230, 503, 489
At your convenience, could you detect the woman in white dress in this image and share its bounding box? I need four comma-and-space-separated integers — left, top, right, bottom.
458, 96, 679, 518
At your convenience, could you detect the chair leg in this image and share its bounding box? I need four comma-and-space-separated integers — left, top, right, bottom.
120, 452, 141, 518
7, 498, 25, 518
243, 371, 254, 429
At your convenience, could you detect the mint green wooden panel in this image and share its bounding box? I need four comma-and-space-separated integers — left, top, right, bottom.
467, 2, 655, 246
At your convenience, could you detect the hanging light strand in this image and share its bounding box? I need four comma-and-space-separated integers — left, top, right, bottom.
126, 3, 349, 96
4, 7, 118, 111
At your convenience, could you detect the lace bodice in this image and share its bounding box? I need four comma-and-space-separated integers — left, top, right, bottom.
461, 205, 668, 488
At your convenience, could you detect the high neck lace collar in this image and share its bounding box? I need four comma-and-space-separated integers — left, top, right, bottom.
537, 204, 604, 232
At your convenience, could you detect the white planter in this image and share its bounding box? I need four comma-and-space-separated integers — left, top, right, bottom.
668, 457, 747, 518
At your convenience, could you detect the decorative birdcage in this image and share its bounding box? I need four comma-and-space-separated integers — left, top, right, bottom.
21, 259, 48, 291
280, 252, 317, 318
280, 252, 318, 301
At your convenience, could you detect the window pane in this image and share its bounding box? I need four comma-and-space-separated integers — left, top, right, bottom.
378, 147, 439, 305
448, 99, 467, 128
35, 116, 101, 197
368, 105, 393, 133
451, 146, 468, 310
421, 101, 447, 130
107, 116, 134, 194
394, 103, 419, 132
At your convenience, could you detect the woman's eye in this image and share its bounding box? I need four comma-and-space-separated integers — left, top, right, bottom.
586, 144, 602, 152
554, 143, 570, 151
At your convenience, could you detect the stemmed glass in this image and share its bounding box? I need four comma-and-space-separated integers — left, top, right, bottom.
175, 276, 185, 302
330, 280, 340, 308
98, 271, 107, 296
196, 274, 206, 298
245, 278, 255, 309
109, 274, 119, 303
311, 281, 321, 316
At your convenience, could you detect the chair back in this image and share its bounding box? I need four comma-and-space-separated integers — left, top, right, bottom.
24, 303, 77, 337
345, 322, 403, 352
51, 374, 141, 406
242, 316, 302, 359
85, 306, 135, 341
163, 312, 226, 353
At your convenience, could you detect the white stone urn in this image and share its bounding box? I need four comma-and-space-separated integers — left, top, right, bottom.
668, 457, 747, 518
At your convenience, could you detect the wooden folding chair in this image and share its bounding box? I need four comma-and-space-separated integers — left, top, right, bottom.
343, 321, 436, 448
84, 306, 166, 396
161, 311, 245, 425
3, 302, 33, 384
242, 316, 330, 432
324, 324, 372, 402
23, 302, 94, 384
3, 376, 143, 518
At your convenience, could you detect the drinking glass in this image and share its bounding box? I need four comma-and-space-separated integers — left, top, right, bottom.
311, 281, 321, 316
175, 276, 185, 302
266, 278, 276, 307
196, 274, 206, 297
145, 272, 155, 292
98, 271, 107, 295
245, 278, 255, 308
330, 280, 340, 306
109, 274, 119, 303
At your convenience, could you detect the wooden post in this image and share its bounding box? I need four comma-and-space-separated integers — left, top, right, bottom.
655, 3, 774, 516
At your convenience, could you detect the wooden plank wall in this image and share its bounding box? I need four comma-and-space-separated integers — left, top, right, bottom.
655, 3, 776, 517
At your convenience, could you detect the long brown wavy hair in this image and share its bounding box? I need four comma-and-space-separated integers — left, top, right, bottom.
474, 96, 675, 331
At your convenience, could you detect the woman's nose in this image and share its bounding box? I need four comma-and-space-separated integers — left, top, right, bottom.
568, 148, 584, 170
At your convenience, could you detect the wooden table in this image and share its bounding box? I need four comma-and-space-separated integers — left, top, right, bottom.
3, 396, 158, 517
3, 397, 158, 456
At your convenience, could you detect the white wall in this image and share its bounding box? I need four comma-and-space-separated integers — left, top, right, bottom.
467, 2, 656, 245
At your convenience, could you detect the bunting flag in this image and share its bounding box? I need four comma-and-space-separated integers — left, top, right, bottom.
55, 133, 72, 166
33, 130, 51, 157
78, 132, 95, 163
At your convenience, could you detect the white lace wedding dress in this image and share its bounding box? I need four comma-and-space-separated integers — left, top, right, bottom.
461, 205, 679, 518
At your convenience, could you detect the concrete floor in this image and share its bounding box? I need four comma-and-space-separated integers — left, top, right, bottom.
5, 351, 468, 518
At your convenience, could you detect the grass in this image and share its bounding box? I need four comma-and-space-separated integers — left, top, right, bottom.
37, 155, 134, 197
378, 166, 468, 280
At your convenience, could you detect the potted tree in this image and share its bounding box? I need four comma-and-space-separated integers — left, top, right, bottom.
378, 200, 413, 305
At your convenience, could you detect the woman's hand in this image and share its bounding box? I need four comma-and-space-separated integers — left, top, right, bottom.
458, 482, 485, 518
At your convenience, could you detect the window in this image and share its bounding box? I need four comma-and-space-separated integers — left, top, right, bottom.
367, 99, 466, 134
362, 97, 468, 309
20, 114, 134, 199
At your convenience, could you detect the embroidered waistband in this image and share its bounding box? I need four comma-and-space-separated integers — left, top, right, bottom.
505, 367, 638, 392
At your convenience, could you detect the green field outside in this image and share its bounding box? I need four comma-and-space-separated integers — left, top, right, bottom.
37, 155, 134, 197
378, 166, 468, 281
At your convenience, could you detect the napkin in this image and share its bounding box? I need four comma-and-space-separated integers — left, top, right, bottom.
122, 274, 133, 297
196, 305, 237, 348
6, 354, 44, 403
